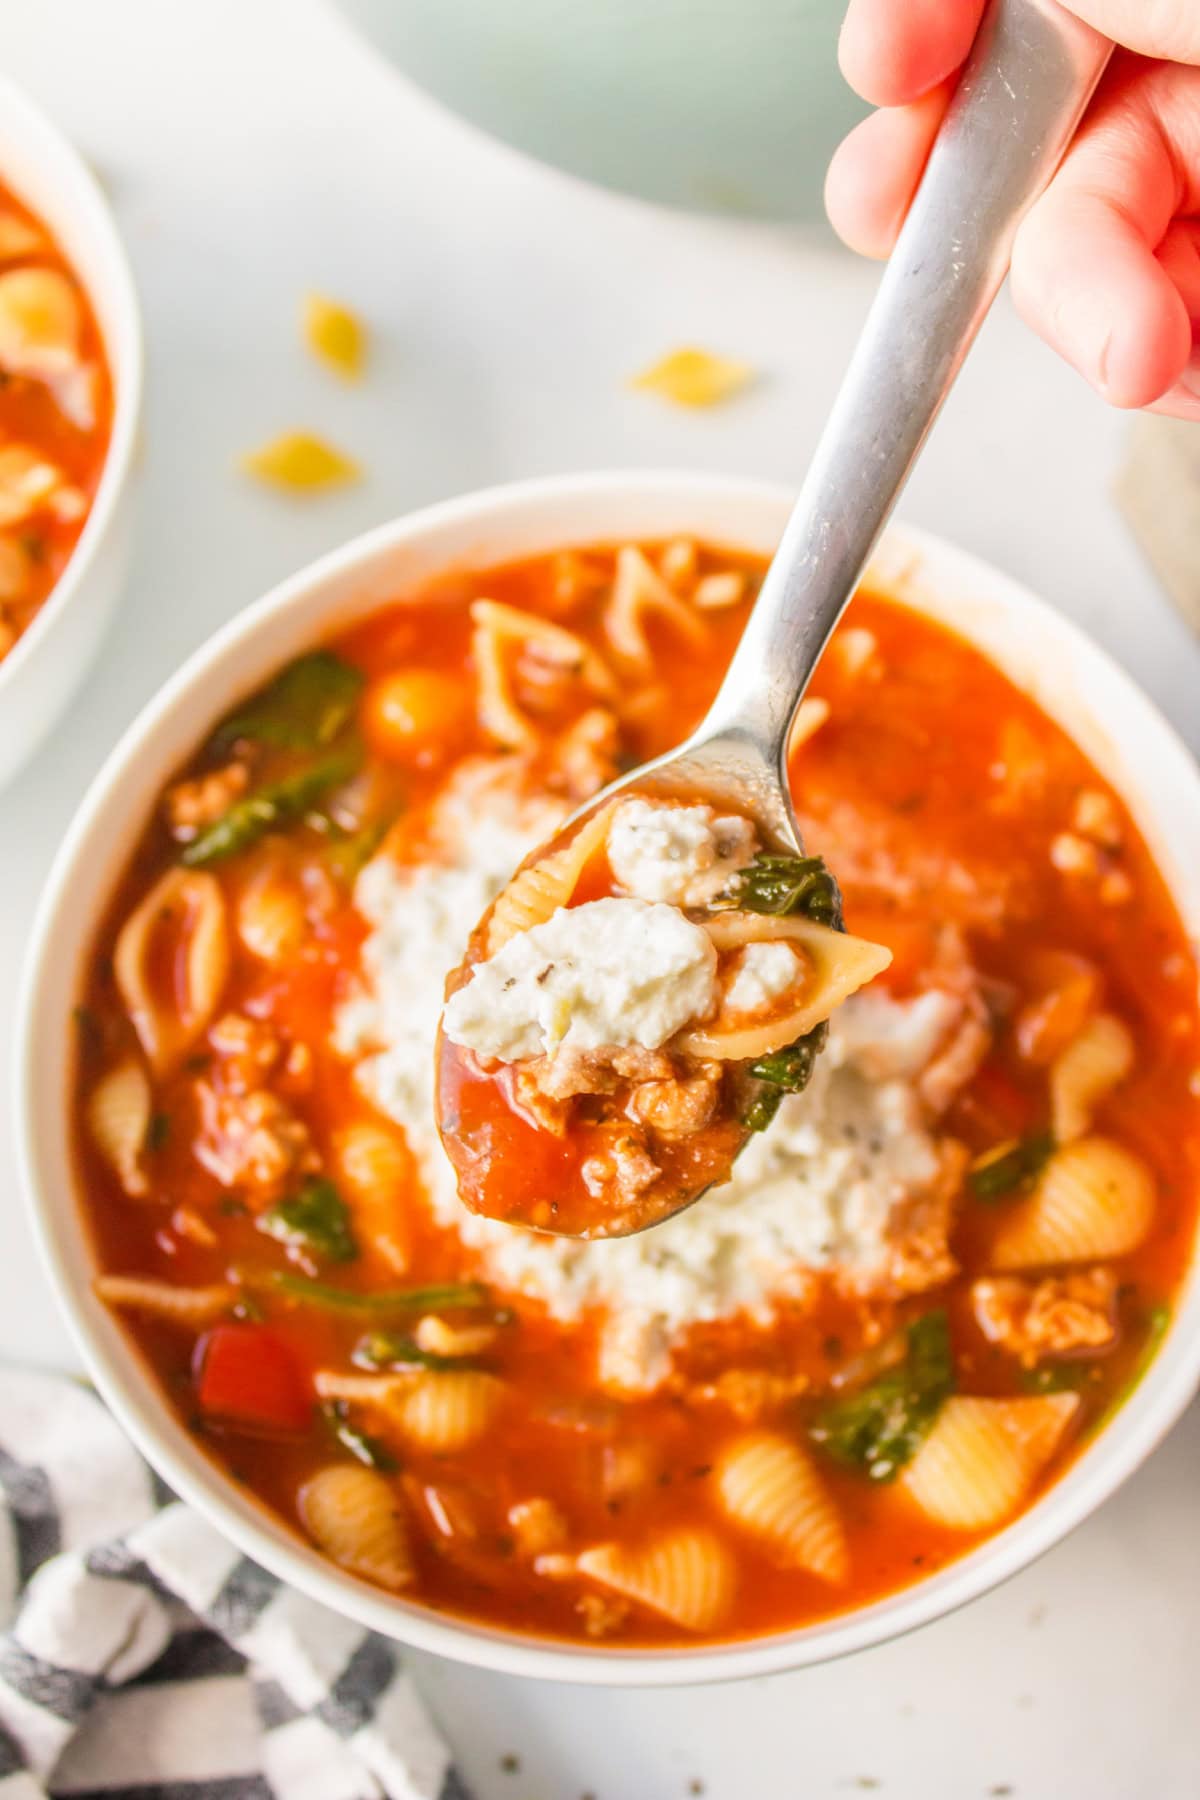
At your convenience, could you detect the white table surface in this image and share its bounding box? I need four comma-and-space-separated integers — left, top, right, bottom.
4, 3, 1200, 1795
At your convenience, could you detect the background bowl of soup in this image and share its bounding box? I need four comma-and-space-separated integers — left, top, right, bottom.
16, 472, 1200, 1684
0, 76, 142, 789
332, 0, 866, 221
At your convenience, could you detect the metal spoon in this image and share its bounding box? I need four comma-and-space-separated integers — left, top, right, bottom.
445, 0, 1111, 1236
609, 0, 1111, 848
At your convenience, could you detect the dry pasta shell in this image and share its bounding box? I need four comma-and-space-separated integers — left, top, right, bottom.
1050, 1013, 1134, 1144
332, 1120, 414, 1274
114, 867, 231, 1074
603, 545, 708, 675
302, 292, 366, 378
714, 1430, 848, 1582
389, 1370, 504, 1452
629, 347, 753, 409
992, 1136, 1155, 1270
86, 1059, 152, 1198
239, 432, 360, 492
298, 1464, 412, 1591
471, 598, 617, 749
485, 802, 617, 955
93, 1274, 237, 1326
901, 1394, 1079, 1531
576, 1527, 735, 1633
677, 912, 892, 1061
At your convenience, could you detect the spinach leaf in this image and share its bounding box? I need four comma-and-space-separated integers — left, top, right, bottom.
213, 652, 363, 752
266, 1273, 492, 1316
811, 1310, 955, 1481
721, 852, 844, 929
321, 1400, 396, 1471
741, 1022, 829, 1132
258, 1178, 357, 1265
1020, 1361, 1098, 1396
1095, 1300, 1171, 1427
968, 1132, 1054, 1202
351, 1330, 471, 1372
182, 747, 361, 866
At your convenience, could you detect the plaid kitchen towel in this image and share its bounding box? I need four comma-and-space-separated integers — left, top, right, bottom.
0, 1369, 470, 1800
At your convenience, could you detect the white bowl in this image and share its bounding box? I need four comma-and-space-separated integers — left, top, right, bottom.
0, 77, 143, 789
16, 473, 1200, 1685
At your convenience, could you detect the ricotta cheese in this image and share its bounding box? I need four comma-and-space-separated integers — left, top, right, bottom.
607, 798, 756, 907
725, 941, 803, 1014
442, 896, 717, 1061
335, 762, 973, 1394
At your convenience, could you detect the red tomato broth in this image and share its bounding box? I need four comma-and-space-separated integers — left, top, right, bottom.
72, 541, 1200, 1647
0, 180, 113, 658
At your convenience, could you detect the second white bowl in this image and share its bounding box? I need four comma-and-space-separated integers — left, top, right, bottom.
0, 76, 142, 789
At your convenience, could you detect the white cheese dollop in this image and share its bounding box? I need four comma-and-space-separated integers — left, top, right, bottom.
607, 798, 756, 907
725, 941, 804, 1014
442, 896, 718, 1061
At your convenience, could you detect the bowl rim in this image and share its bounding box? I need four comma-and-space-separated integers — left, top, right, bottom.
0, 72, 143, 699
16, 469, 1200, 1687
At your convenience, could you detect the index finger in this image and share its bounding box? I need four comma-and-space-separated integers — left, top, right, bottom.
839, 0, 985, 107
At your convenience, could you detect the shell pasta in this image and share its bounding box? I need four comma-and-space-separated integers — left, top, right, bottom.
70, 539, 1198, 1648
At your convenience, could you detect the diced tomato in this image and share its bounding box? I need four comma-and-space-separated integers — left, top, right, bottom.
954, 1061, 1036, 1143
195, 1324, 312, 1434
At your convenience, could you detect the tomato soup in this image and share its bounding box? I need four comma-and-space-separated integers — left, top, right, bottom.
72, 540, 1200, 1645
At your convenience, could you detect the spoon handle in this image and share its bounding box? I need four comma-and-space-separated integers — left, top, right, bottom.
700, 0, 1111, 766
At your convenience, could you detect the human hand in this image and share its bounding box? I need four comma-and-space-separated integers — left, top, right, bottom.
826, 0, 1200, 418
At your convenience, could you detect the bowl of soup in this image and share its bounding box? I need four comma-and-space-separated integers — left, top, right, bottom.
16, 472, 1200, 1683
0, 76, 142, 788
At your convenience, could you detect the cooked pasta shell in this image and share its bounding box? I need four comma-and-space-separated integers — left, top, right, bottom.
86, 1059, 152, 1198
93, 1274, 237, 1325
691, 571, 746, 611
389, 1370, 504, 1452
992, 1136, 1155, 1270
298, 1465, 412, 1591
235, 868, 307, 963
901, 1394, 1080, 1530
471, 598, 617, 749
603, 546, 708, 674
714, 1430, 848, 1582
114, 868, 231, 1074
332, 1120, 413, 1274
0, 266, 81, 378
413, 1314, 499, 1358
677, 912, 892, 1061
576, 1527, 736, 1633
0, 443, 64, 529
485, 802, 617, 954
1050, 1013, 1134, 1144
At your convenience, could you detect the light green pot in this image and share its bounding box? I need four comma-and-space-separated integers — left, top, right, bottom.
335, 0, 865, 220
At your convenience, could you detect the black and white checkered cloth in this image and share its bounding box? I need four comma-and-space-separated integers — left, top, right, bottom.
0, 1370, 471, 1799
